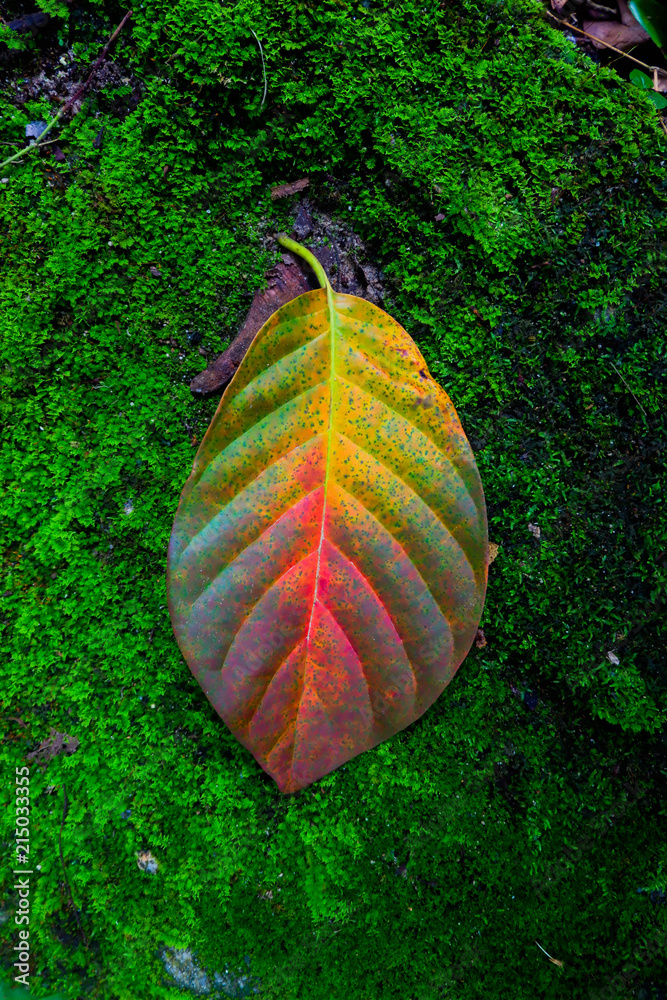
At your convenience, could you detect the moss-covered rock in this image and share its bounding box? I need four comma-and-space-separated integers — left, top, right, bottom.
0, 1, 665, 998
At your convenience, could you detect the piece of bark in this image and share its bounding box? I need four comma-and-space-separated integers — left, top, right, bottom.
189, 250, 317, 397
271, 177, 309, 199
25, 728, 79, 765
191, 206, 386, 398
293, 201, 313, 240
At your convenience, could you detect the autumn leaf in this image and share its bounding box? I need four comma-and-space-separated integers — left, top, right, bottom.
167, 236, 488, 794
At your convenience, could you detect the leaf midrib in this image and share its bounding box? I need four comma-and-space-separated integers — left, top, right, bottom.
305, 280, 336, 646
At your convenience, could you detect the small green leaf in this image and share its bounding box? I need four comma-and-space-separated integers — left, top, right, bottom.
629, 68, 667, 108
629, 69, 654, 90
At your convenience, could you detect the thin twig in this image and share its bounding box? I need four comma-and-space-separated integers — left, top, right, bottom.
59, 784, 90, 950
608, 361, 648, 416
545, 9, 667, 76
0, 137, 64, 148
249, 27, 267, 107
0, 8, 132, 172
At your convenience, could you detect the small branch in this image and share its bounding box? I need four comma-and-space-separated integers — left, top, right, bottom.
545, 9, 667, 76
0, 137, 63, 148
0, 8, 132, 172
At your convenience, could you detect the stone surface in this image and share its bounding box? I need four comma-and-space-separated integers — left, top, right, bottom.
160, 948, 261, 998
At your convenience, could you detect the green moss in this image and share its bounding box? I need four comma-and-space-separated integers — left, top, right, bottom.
1, 0, 666, 998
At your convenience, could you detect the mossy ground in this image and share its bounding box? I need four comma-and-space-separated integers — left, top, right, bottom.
1, 0, 666, 998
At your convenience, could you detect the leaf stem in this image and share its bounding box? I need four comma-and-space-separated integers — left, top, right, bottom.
276, 234, 331, 291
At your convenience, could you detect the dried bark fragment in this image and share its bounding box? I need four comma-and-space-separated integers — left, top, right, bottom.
26, 728, 79, 764
271, 177, 310, 199
189, 250, 317, 397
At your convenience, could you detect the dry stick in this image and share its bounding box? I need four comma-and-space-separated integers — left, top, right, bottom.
545, 9, 667, 77
0, 8, 133, 172
59, 784, 90, 950
608, 360, 648, 417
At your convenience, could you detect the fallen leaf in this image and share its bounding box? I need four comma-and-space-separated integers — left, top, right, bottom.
550, 0, 569, 11
52, 145, 66, 163
488, 542, 499, 563
271, 177, 310, 199
475, 628, 487, 649
528, 522, 541, 539
149, 266, 162, 277
581, 16, 649, 49
169, 235, 489, 794
607, 651, 620, 665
